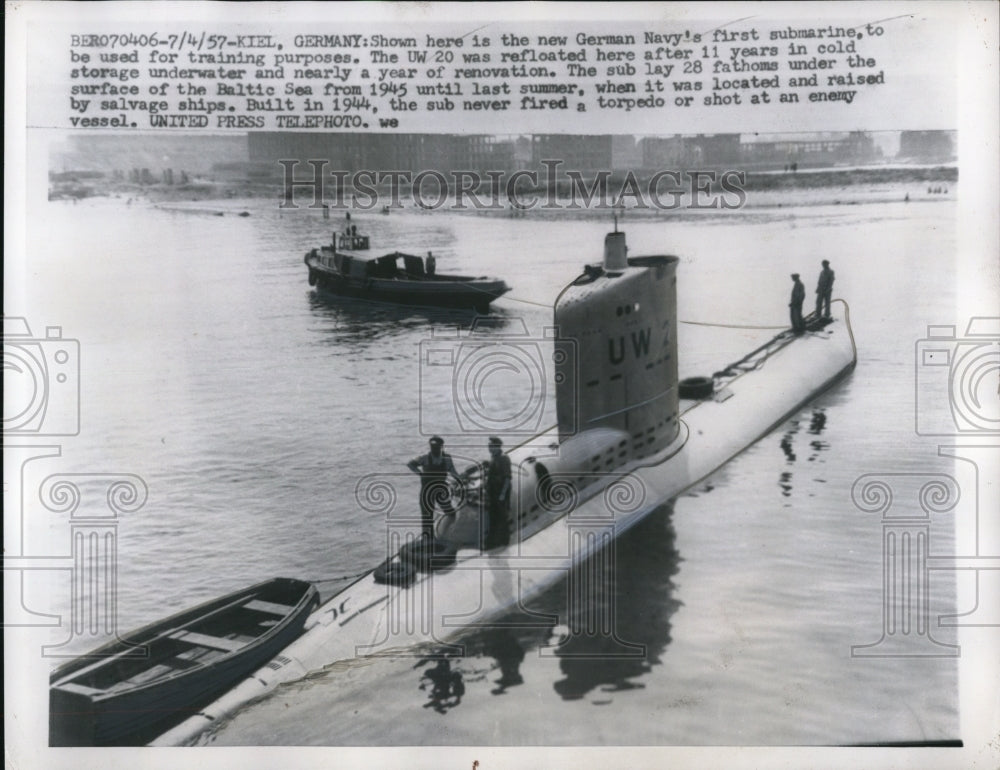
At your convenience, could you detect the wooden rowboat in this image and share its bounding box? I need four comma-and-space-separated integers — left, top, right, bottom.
49, 577, 318, 746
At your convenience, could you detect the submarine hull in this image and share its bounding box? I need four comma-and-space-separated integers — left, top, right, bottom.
152, 306, 856, 746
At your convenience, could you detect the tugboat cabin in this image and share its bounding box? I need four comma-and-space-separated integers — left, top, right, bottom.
321, 251, 432, 281
336, 231, 370, 251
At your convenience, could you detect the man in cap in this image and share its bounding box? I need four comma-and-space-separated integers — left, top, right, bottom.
482, 437, 513, 550
789, 273, 806, 334
408, 436, 462, 540
815, 260, 835, 319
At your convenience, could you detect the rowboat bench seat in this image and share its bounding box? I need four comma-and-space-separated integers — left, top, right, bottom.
56, 681, 105, 696
244, 599, 293, 616
168, 630, 244, 652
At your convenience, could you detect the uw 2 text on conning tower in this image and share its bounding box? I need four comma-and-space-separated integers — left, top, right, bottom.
554, 228, 680, 460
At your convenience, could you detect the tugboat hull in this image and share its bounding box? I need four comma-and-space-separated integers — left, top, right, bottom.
305, 247, 510, 313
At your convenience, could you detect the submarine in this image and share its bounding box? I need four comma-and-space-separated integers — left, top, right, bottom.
153, 227, 856, 745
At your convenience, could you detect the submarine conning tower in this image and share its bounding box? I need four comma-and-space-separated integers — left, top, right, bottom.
553, 229, 680, 459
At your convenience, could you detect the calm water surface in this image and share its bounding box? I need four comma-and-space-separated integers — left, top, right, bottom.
24, 192, 959, 745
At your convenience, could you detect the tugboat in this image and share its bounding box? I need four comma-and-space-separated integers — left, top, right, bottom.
304, 222, 510, 313
155, 225, 856, 746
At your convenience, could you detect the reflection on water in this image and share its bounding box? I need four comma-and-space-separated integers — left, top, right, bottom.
549, 504, 680, 701
487, 629, 527, 693
779, 471, 794, 498
407, 503, 679, 710
440, 622, 554, 703
778, 408, 830, 498
809, 408, 827, 435
307, 290, 523, 346
807, 407, 829, 458
780, 419, 799, 463
448, 628, 532, 698
415, 657, 465, 714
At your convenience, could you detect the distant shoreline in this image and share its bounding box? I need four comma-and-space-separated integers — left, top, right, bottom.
50, 163, 957, 215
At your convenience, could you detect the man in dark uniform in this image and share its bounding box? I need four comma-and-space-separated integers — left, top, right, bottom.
789, 273, 806, 334
408, 436, 462, 540
815, 260, 835, 319
483, 437, 512, 550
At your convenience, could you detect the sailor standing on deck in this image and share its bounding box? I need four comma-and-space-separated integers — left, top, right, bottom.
789, 273, 806, 334
408, 436, 462, 540
815, 260, 835, 319
483, 437, 512, 550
